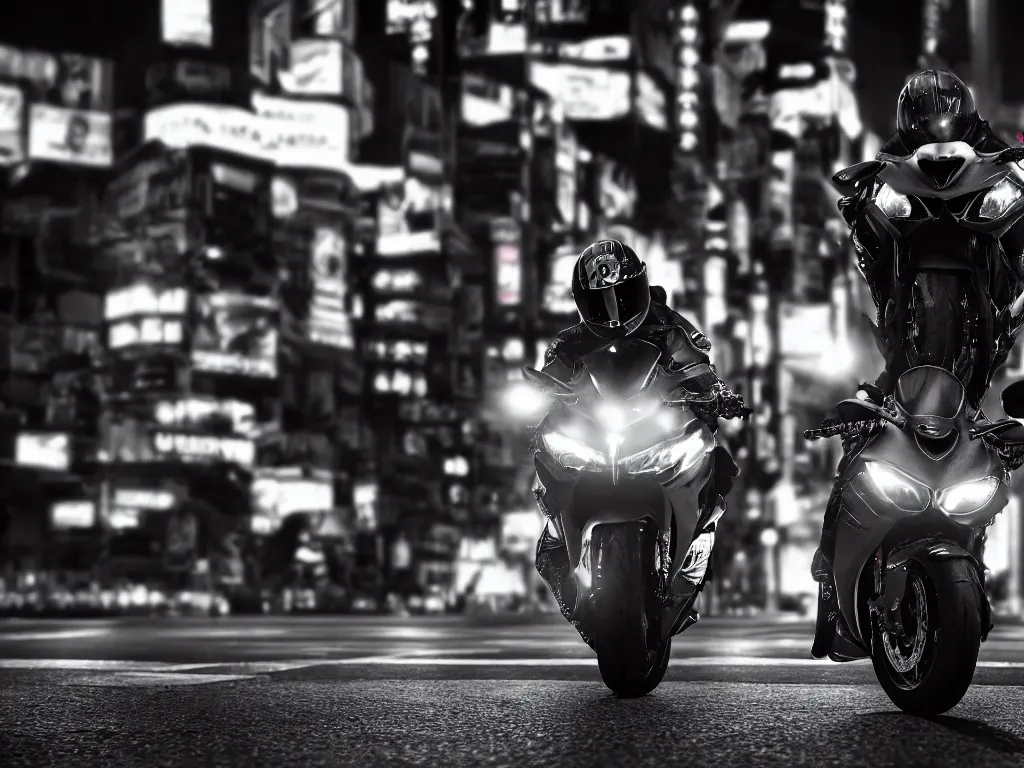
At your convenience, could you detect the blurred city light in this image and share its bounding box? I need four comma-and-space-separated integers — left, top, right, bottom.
503, 382, 550, 419
819, 338, 857, 377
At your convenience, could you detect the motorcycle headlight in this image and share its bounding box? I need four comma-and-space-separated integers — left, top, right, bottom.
594, 400, 659, 432
627, 431, 710, 475
876, 183, 912, 219
936, 476, 1000, 516
863, 461, 930, 513
978, 179, 1023, 220
596, 403, 629, 432
541, 430, 606, 470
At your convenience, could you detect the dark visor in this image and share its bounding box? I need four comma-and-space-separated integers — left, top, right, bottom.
581, 277, 649, 327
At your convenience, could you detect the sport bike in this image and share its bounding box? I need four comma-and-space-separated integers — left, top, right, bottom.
805, 365, 1024, 715
523, 337, 735, 697
833, 135, 1024, 405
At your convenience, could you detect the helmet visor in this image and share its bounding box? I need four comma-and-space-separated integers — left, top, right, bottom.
579, 275, 649, 328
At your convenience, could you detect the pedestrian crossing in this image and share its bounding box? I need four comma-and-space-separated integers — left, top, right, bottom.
2, 654, 1023, 678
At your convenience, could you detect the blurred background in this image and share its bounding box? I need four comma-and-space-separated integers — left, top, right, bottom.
0, 0, 1021, 621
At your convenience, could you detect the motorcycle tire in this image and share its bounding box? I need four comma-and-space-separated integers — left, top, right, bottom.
870, 558, 982, 716
589, 520, 670, 697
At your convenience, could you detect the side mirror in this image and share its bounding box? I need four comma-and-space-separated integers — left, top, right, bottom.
1001, 380, 1024, 420
834, 398, 904, 427
831, 160, 885, 193
522, 366, 575, 397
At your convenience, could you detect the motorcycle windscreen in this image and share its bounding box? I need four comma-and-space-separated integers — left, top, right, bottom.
893, 365, 966, 437
581, 338, 662, 400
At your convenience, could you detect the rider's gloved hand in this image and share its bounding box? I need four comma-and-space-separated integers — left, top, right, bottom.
713, 385, 749, 420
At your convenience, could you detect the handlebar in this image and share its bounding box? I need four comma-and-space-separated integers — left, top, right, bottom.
804, 417, 884, 441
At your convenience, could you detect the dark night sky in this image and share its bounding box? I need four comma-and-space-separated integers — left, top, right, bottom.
847, 0, 979, 139
849, 0, 924, 139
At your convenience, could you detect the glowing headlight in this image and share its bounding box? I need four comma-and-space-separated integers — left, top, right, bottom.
936, 476, 1000, 515
627, 431, 710, 475
596, 403, 628, 432
541, 431, 606, 469
594, 400, 659, 432
863, 461, 930, 513
978, 179, 1024, 220
876, 183, 912, 219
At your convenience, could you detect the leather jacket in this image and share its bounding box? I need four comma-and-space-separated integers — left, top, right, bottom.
541, 287, 745, 422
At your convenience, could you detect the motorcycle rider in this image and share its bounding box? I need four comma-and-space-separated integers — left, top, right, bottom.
532, 239, 746, 628
810, 70, 1017, 656
840, 69, 1014, 409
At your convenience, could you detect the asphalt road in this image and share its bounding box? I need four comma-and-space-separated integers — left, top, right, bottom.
1, 614, 1024, 767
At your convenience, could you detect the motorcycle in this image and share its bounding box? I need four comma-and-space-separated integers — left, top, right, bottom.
804, 365, 1024, 715
523, 336, 735, 697
832, 138, 1024, 404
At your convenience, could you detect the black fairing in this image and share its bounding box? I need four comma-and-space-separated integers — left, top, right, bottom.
580, 338, 662, 400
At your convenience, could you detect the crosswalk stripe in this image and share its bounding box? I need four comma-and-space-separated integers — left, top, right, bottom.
3, 656, 1023, 672
0, 629, 112, 641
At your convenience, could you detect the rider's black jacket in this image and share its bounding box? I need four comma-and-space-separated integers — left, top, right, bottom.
541, 287, 740, 422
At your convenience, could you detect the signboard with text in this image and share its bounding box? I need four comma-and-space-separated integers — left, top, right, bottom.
145, 102, 352, 172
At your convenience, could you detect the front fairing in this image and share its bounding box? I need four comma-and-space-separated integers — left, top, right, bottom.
857, 415, 1001, 489
533, 397, 717, 593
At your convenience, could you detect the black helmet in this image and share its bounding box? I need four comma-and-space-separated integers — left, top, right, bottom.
896, 70, 980, 151
571, 239, 650, 340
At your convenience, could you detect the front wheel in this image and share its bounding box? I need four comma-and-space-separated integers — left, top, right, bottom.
586, 520, 669, 697
870, 558, 982, 716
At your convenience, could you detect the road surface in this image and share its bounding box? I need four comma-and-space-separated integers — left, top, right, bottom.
1, 614, 1023, 767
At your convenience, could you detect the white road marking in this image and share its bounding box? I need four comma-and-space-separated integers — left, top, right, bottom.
0, 659, 179, 671
0, 629, 112, 641
152, 628, 292, 639
2, 656, 1023, 674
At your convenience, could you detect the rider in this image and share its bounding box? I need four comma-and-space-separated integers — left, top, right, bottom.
842, 69, 1012, 409
811, 70, 1015, 657
533, 239, 745, 626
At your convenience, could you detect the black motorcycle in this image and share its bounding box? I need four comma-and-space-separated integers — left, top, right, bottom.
805, 366, 1024, 715
833, 128, 1024, 404
523, 337, 738, 697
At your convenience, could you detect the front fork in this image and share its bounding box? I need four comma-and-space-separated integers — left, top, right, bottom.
868, 539, 993, 642
868, 548, 910, 638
